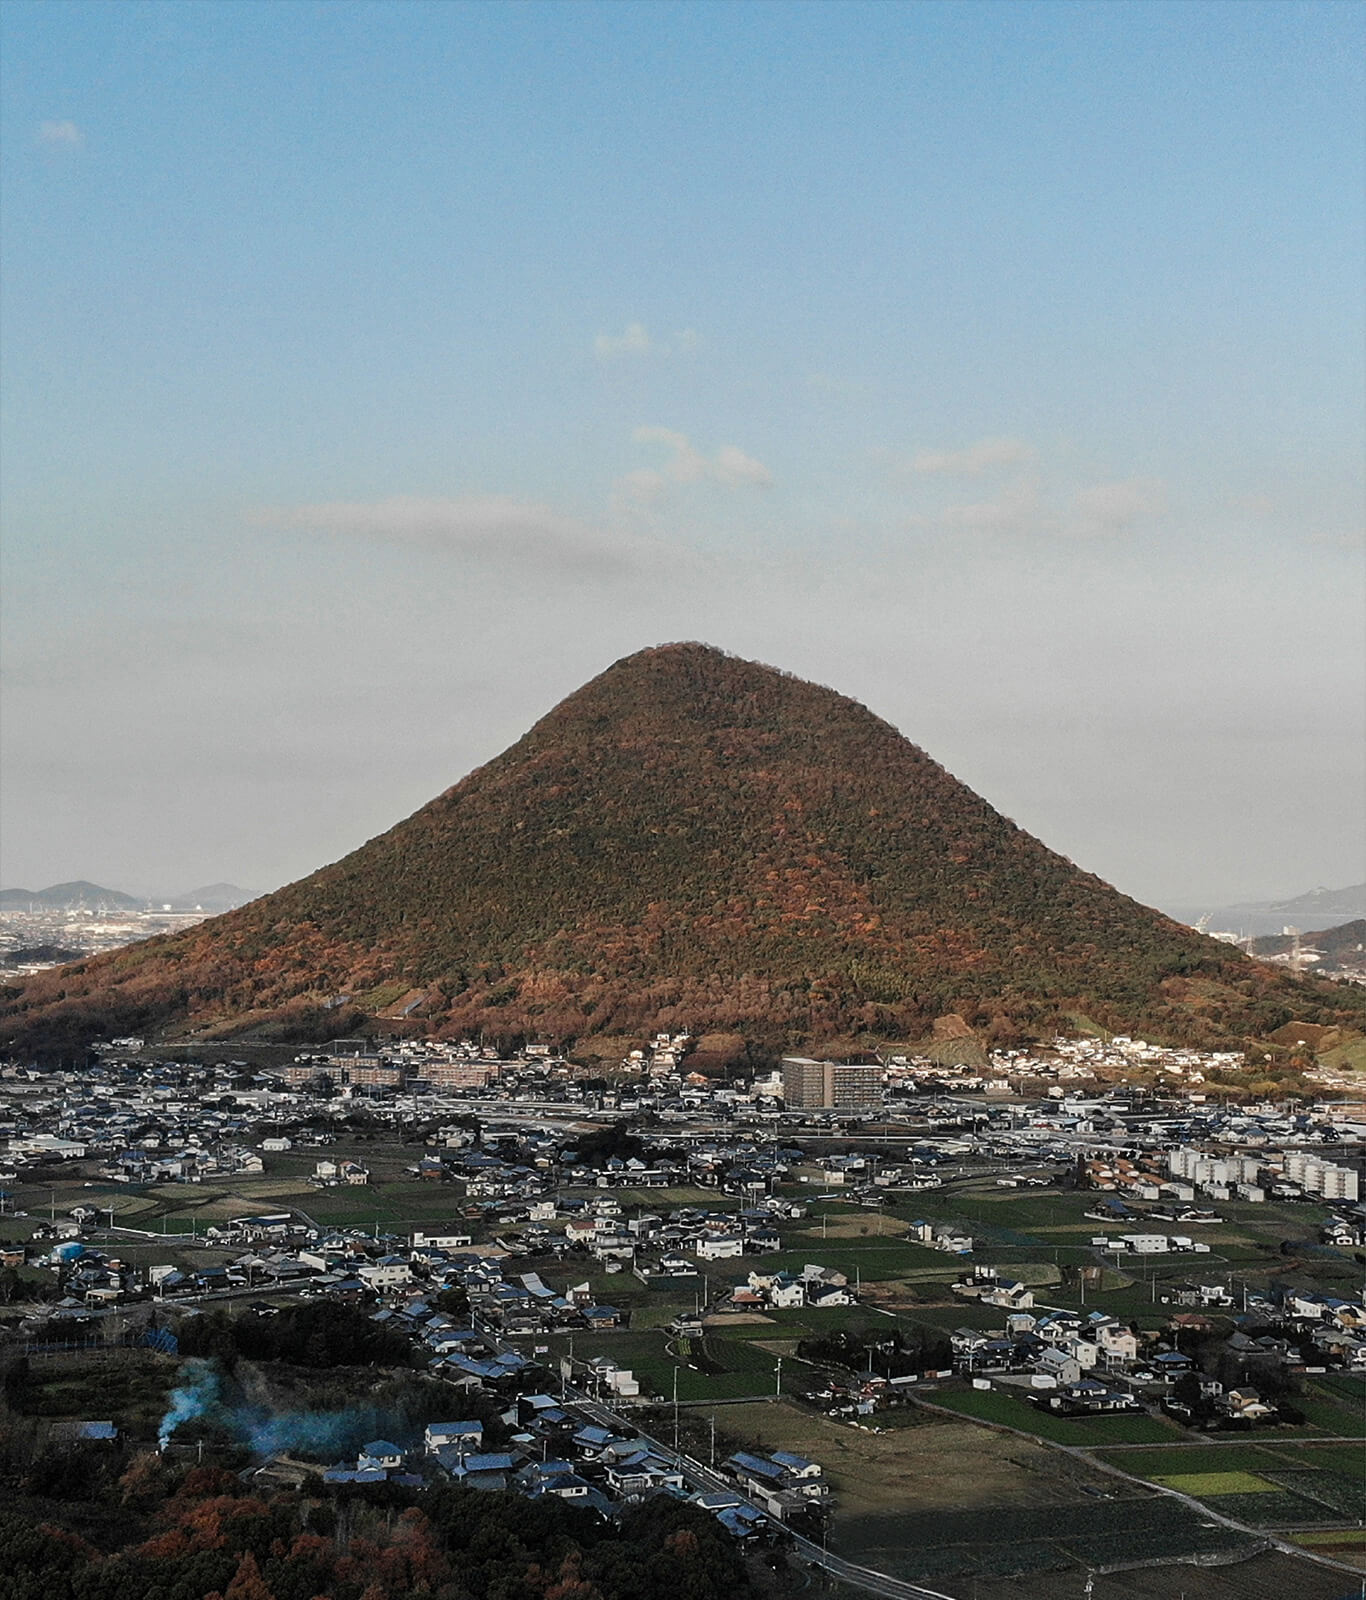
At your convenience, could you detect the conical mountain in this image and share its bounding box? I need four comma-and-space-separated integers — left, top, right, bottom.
2, 643, 1358, 1057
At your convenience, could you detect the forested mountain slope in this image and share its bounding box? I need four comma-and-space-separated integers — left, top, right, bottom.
3, 643, 1359, 1057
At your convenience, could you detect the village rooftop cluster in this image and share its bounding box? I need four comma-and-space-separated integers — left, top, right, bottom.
1, 1028, 1363, 1560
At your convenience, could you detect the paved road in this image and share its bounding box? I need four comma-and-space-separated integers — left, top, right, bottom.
473, 1324, 960, 1600
570, 1357, 1365, 1594
569, 1391, 958, 1600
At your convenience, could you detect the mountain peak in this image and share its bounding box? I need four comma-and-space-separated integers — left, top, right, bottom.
3, 646, 1360, 1057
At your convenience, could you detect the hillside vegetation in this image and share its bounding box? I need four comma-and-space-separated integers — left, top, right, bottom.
1252, 920, 1366, 973
3, 644, 1361, 1057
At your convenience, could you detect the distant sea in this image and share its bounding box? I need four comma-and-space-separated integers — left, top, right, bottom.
1161, 902, 1366, 938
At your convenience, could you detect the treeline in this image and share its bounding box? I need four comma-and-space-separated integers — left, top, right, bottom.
570, 1121, 657, 1169
177, 1302, 416, 1370
797, 1326, 952, 1381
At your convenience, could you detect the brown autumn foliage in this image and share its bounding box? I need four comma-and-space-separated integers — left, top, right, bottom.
3, 643, 1361, 1057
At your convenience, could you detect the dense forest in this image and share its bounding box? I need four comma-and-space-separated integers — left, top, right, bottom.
0, 1465, 754, 1600
4, 644, 1361, 1057
0, 1302, 755, 1600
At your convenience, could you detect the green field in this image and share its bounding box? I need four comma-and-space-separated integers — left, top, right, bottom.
1291, 1378, 1366, 1437
924, 1387, 1184, 1444
1101, 1439, 1366, 1480
1152, 1469, 1276, 1494
1099, 1443, 1286, 1476
1275, 1440, 1366, 1483
534, 1323, 807, 1403
1201, 1488, 1347, 1527
1099, 1439, 1366, 1530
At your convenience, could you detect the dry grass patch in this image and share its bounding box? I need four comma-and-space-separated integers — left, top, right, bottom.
712, 1404, 1114, 1518
798, 1215, 901, 1239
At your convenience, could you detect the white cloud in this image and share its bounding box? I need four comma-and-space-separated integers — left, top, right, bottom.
1070, 477, 1167, 536
251, 494, 640, 574
594, 322, 654, 359
910, 471, 1167, 540
593, 323, 700, 360
617, 427, 773, 505
632, 426, 708, 484
939, 475, 1043, 534
714, 444, 773, 487
37, 120, 83, 148
911, 437, 1034, 475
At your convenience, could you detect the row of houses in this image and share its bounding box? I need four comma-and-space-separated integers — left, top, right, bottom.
726, 1265, 854, 1313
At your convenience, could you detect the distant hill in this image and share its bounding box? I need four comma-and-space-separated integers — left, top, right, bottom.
1, 642, 1361, 1058
0, 881, 142, 912
1268, 884, 1366, 918
168, 884, 256, 912
1251, 920, 1366, 973
1, 945, 89, 969
1164, 883, 1366, 939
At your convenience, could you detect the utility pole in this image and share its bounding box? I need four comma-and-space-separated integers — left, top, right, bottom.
709, 1413, 716, 1468
775, 1356, 783, 1399
672, 1366, 680, 1453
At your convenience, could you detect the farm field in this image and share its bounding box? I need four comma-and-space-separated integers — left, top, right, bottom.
702, 1402, 1125, 1516
868, 1183, 1362, 1306
923, 1386, 1185, 1444
1151, 1469, 1277, 1494
836, 1495, 1259, 1586
575, 1186, 727, 1209
1289, 1529, 1366, 1571
1098, 1440, 1366, 1479
943, 1550, 1364, 1600
1291, 1378, 1366, 1438
536, 1324, 799, 1403
1097, 1436, 1366, 1533
691, 1400, 1303, 1589
8, 1350, 178, 1436
9, 1164, 487, 1239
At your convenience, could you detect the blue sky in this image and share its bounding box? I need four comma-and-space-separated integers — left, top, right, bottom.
2, 0, 1362, 908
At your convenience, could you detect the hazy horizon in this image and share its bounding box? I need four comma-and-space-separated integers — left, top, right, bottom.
3, 2, 1362, 910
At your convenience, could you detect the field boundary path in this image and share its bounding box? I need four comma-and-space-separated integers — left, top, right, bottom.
906, 1393, 1366, 1582
568, 1392, 958, 1600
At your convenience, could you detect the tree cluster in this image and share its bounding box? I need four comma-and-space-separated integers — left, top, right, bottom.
796, 1325, 951, 1380
0, 1454, 754, 1600
178, 1303, 414, 1370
